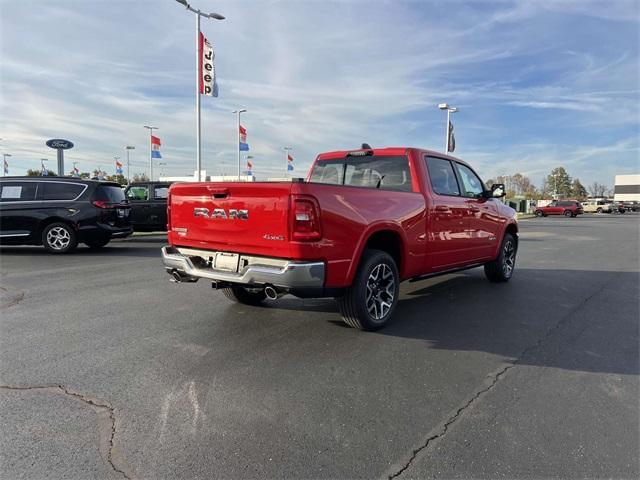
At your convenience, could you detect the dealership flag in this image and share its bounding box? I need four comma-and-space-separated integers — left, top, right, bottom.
287, 153, 294, 172
151, 135, 162, 158
239, 125, 249, 151
199, 32, 218, 97
3, 158, 8, 175
41, 160, 48, 176
447, 120, 455, 153
246, 158, 253, 175
73, 165, 80, 177
115, 159, 123, 175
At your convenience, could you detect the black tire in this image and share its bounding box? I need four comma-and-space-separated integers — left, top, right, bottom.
41, 222, 78, 254
221, 285, 267, 306
596, 208, 603, 213
563, 210, 572, 217
336, 249, 400, 331
484, 233, 517, 283
535, 210, 544, 217
85, 237, 110, 249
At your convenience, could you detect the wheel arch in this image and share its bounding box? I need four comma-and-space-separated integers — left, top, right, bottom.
345, 224, 406, 285
36, 217, 77, 243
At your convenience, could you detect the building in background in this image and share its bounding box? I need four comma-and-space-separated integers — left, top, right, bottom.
614, 174, 640, 201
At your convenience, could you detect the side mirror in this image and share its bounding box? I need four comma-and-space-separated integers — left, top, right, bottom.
490, 183, 506, 198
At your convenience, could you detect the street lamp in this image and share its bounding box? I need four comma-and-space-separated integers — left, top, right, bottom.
438, 103, 458, 154
2, 153, 11, 177
143, 125, 158, 181
233, 109, 247, 180
124, 146, 135, 184
174, 0, 225, 182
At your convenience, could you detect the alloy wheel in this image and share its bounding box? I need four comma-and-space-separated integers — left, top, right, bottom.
366, 263, 396, 321
502, 241, 516, 277
46, 226, 71, 250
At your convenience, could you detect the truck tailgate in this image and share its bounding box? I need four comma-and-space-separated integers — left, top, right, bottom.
168, 182, 293, 256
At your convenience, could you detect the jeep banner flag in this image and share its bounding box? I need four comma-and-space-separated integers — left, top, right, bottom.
447, 120, 456, 153
239, 125, 249, 151
199, 32, 218, 97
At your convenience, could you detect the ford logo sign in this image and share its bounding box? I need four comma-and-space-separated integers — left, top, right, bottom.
46, 139, 74, 150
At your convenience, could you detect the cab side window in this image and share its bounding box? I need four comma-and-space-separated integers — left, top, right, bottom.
425, 156, 460, 196
153, 186, 169, 200
455, 163, 485, 198
127, 185, 149, 201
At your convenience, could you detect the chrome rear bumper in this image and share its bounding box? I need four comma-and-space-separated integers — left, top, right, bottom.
161, 246, 324, 288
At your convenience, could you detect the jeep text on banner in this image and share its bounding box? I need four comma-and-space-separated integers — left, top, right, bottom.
199, 32, 217, 97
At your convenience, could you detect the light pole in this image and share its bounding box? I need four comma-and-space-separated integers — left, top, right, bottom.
438, 103, 458, 154
233, 109, 247, 180
284, 147, 292, 177
124, 146, 135, 184
143, 125, 157, 181
2, 153, 11, 177
175, 0, 225, 182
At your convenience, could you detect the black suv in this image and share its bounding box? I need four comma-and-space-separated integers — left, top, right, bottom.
0, 177, 132, 253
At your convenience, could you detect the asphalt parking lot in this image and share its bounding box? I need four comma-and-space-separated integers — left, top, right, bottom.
1, 214, 638, 479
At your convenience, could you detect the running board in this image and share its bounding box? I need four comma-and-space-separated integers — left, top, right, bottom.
409, 263, 485, 283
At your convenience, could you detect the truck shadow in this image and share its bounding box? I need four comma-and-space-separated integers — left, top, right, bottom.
277, 267, 639, 376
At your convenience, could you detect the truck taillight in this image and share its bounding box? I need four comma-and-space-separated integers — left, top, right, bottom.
291, 196, 321, 241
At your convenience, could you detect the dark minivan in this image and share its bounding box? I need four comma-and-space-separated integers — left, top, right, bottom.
0, 177, 132, 253
124, 181, 172, 231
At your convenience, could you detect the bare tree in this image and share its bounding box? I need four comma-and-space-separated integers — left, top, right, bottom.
587, 182, 608, 198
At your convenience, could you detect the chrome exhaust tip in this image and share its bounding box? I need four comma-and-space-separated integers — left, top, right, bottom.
264, 285, 279, 300
170, 270, 183, 283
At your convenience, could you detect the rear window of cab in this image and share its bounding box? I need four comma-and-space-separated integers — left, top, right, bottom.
309, 155, 413, 192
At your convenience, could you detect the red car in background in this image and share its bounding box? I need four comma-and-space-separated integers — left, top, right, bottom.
534, 200, 583, 217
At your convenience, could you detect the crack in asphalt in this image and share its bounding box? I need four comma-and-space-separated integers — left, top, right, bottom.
0, 384, 133, 480
387, 276, 615, 479
0, 285, 25, 308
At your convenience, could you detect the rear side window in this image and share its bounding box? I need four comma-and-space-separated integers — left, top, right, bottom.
425, 157, 460, 196
0, 182, 38, 202
309, 156, 413, 192
43, 182, 85, 200
153, 186, 169, 199
94, 185, 126, 203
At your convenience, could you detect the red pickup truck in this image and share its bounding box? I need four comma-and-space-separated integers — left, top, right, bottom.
162, 146, 518, 330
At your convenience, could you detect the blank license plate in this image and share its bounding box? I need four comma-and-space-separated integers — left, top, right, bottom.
214, 253, 239, 272
117, 209, 129, 218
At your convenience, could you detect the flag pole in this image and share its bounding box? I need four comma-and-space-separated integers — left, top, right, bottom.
144, 125, 157, 181
196, 12, 202, 182
237, 110, 240, 180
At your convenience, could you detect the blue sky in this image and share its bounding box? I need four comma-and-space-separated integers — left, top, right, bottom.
1, 0, 638, 189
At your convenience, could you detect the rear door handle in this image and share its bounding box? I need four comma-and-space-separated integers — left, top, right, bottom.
435, 205, 450, 212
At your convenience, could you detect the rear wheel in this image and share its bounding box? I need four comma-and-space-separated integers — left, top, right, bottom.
42, 223, 77, 254
85, 237, 110, 249
596, 207, 603, 213
221, 285, 267, 306
336, 249, 400, 331
564, 210, 573, 217
484, 233, 517, 283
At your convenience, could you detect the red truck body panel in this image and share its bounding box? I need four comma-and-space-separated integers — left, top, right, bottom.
168, 147, 517, 288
